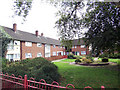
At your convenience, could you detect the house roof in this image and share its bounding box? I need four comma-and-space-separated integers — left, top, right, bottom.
1, 26, 61, 45
72, 39, 85, 45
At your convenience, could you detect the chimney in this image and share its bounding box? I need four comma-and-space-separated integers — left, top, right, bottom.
13, 23, 17, 32
41, 33, 43, 36
35, 30, 38, 37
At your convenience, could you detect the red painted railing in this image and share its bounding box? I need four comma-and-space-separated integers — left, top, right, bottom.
0, 72, 105, 89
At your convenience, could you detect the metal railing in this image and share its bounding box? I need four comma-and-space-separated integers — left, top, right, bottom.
0, 72, 105, 90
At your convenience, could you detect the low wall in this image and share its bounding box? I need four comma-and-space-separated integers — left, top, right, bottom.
45, 55, 67, 61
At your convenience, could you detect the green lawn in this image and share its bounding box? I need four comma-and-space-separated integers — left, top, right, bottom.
53, 59, 120, 89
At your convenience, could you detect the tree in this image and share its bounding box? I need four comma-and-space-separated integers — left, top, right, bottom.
82, 2, 120, 55
55, 2, 120, 55
0, 26, 12, 57
12, 1, 120, 55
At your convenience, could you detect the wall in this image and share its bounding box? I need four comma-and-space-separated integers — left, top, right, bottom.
20, 41, 45, 60
50, 45, 65, 56
6, 40, 20, 61
72, 45, 90, 55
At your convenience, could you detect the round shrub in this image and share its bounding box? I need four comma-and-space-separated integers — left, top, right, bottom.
2, 58, 9, 68
2, 57, 61, 83
67, 54, 76, 59
75, 59, 81, 64
83, 59, 92, 64
82, 57, 86, 61
102, 58, 109, 62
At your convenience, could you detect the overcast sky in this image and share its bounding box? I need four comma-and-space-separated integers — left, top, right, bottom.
0, 0, 59, 39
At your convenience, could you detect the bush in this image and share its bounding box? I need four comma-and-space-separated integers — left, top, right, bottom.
83, 59, 92, 64
82, 57, 86, 61
67, 54, 76, 59
2, 58, 9, 68
75, 59, 81, 64
2, 57, 61, 83
99, 53, 120, 59
102, 58, 109, 62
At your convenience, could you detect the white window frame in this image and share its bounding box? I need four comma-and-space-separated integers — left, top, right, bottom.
37, 53, 42, 57
75, 46, 77, 48
52, 52, 56, 56
14, 40, 20, 45
81, 45, 85, 48
25, 42, 32, 47
14, 53, 20, 59
53, 45, 56, 48
37, 43, 42, 47
7, 41, 14, 50
72, 46, 74, 48
25, 53, 32, 58
81, 51, 86, 55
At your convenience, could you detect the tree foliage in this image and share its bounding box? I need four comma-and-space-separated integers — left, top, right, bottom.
13, 0, 33, 21
55, 1, 85, 40
0, 26, 12, 57
55, 1, 120, 55
82, 2, 120, 55
12, 1, 120, 54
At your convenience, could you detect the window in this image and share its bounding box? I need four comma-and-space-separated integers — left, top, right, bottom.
37, 53, 42, 57
64, 52, 66, 55
37, 43, 42, 47
72, 46, 74, 48
81, 51, 86, 55
75, 46, 77, 48
81, 45, 85, 48
63, 46, 65, 49
53, 52, 56, 56
7, 41, 14, 50
61, 52, 63, 56
25, 42, 32, 46
53, 45, 56, 48
7, 45, 14, 50
58, 46, 61, 48
25, 53, 32, 58
14, 54, 20, 59
14, 41, 20, 45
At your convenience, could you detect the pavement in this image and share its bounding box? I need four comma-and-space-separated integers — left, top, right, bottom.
51, 58, 67, 62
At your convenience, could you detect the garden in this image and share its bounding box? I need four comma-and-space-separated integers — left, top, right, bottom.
53, 54, 120, 89
2, 54, 120, 89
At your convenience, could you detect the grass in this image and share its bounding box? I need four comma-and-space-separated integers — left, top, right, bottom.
53, 59, 120, 89
98, 58, 120, 64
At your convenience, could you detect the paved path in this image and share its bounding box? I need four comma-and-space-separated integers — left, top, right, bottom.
51, 58, 67, 62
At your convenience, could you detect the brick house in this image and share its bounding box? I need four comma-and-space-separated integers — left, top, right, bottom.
71, 39, 90, 56
1, 24, 90, 61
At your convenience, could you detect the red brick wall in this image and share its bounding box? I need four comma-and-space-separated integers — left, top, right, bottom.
50, 45, 65, 56
20, 41, 45, 60
72, 45, 90, 55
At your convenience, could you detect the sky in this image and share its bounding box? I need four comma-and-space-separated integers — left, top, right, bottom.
0, 0, 59, 39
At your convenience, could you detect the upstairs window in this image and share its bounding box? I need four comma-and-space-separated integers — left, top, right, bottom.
37, 43, 42, 47
75, 46, 77, 48
72, 46, 74, 48
7, 41, 14, 50
14, 41, 20, 45
53, 45, 56, 48
25, 42, 32, 47
58, 46, 61, 48
81, 45, 85, 48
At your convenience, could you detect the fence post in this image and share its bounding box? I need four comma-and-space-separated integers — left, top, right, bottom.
101, 86, 105, 90
24, 75, 27, 90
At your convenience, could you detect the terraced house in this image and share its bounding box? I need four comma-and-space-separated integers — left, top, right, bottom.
1, 24, 90, 61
